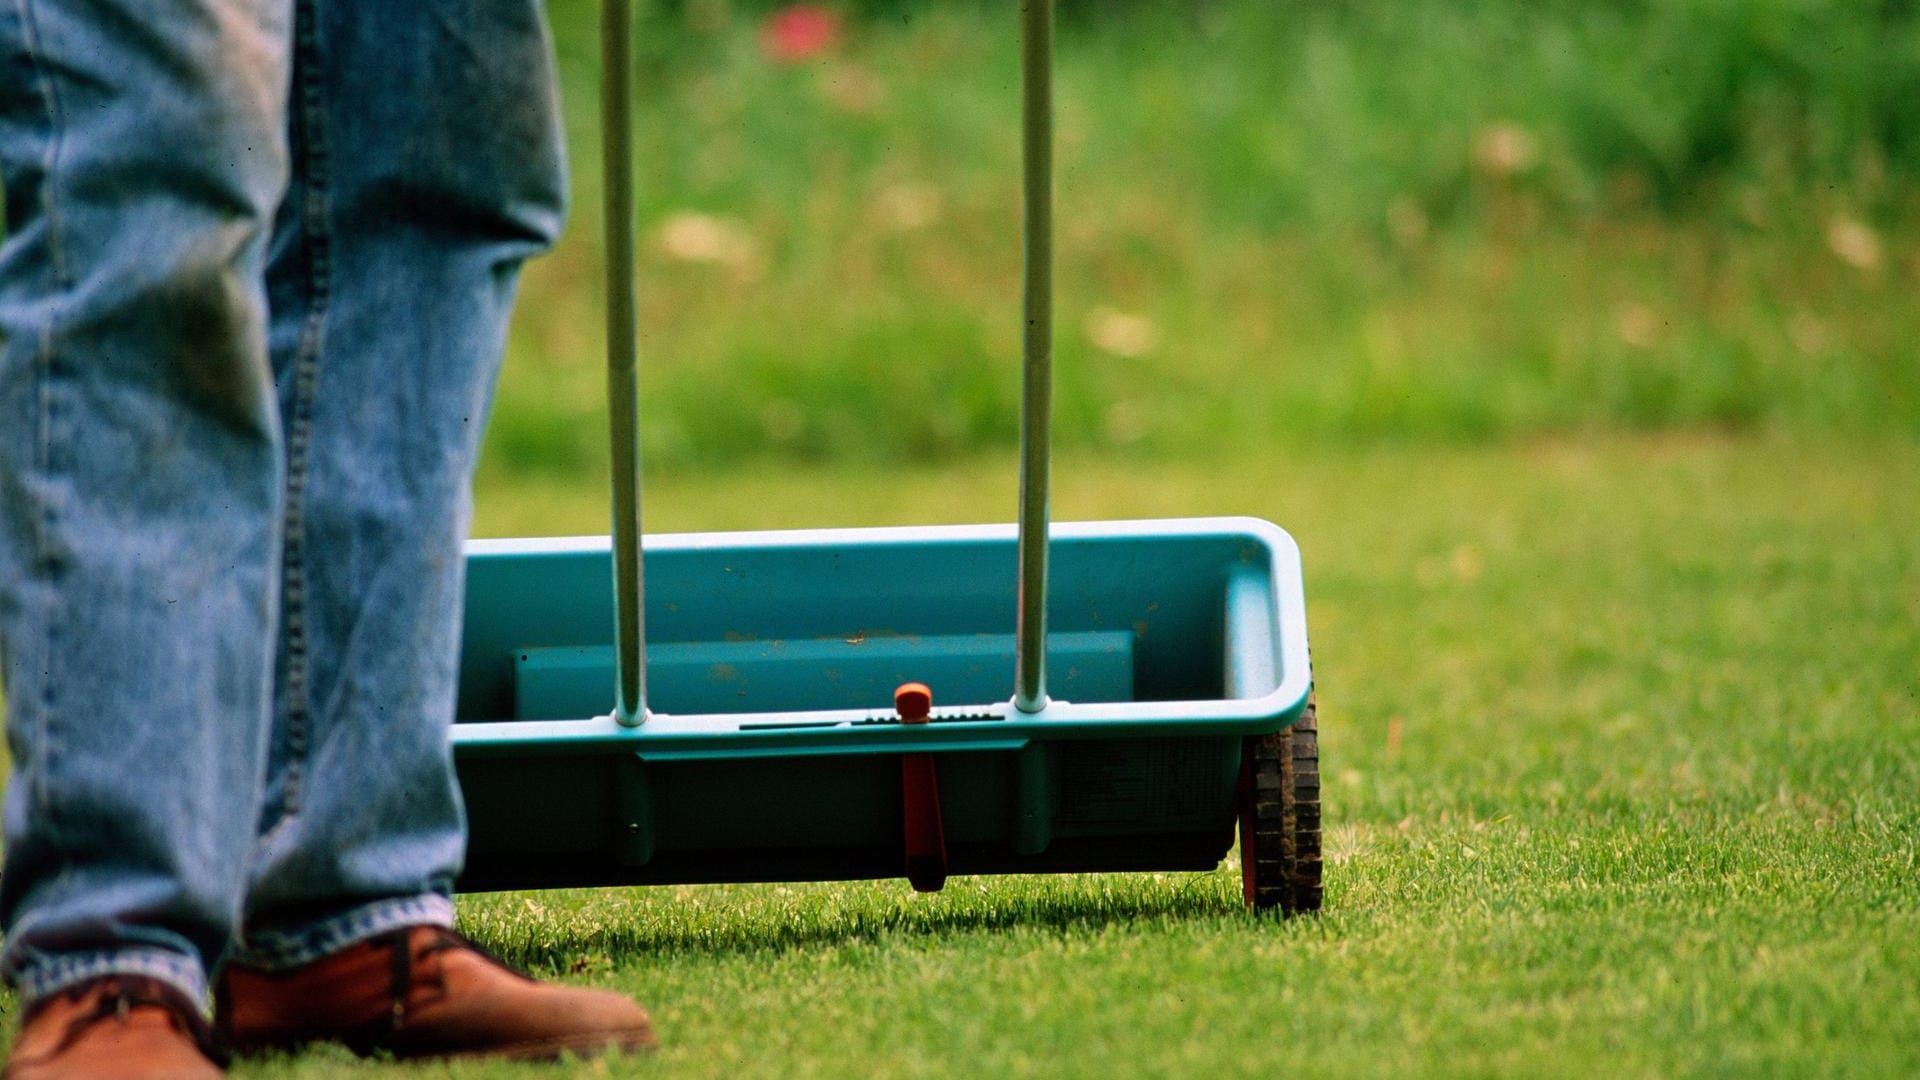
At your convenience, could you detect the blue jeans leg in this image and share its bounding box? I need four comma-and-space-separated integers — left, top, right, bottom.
0, 0, 567, 997
0, 0, 295, 1005
236, 0, 566, 965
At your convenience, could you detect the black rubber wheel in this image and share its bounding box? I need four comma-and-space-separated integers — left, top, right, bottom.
1239, 697, 1322, 915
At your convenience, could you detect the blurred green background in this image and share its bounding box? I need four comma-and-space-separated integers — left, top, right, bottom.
489, 0, 1919, 484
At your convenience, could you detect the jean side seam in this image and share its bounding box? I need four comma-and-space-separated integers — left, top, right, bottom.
15, 0, 71, 830
275, 0, 333, 819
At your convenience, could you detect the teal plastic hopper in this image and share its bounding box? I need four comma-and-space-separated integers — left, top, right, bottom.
451, 517, 1314, 908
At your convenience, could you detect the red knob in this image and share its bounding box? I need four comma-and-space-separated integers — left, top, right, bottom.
895, 682, 932, 724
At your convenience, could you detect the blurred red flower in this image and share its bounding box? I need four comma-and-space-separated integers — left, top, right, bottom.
762, 4, 841, 64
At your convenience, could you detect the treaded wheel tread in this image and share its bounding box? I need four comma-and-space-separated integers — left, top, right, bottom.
1241, 699, 1322, 915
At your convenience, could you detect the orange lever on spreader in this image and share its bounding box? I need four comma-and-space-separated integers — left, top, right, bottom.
896, 682, 947, 892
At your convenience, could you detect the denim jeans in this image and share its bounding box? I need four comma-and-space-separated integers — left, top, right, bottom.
0, 0, 566, 1006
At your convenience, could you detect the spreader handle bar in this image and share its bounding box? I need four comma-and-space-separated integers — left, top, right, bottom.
601, 0, 1049, 722
1013, 0, 1055, 714
605, 0, 647, 727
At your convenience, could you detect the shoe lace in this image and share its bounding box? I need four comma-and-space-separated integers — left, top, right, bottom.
379, 926, 533, 1034
32, 976, 229, 1068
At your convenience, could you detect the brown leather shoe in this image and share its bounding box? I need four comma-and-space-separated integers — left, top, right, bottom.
3, 975, 226, 1080
214, 925, 655, 1061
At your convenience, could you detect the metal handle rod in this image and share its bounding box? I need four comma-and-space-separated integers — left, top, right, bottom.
604, 0, 647, 726
1013, 0, 1054, 714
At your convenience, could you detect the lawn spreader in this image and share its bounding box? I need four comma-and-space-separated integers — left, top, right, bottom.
448, 0, 1320, 915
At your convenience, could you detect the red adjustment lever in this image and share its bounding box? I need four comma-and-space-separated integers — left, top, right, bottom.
896, 682, 947, 893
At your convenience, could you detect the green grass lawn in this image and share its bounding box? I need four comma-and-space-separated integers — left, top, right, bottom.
225, 433, 1917, 1077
